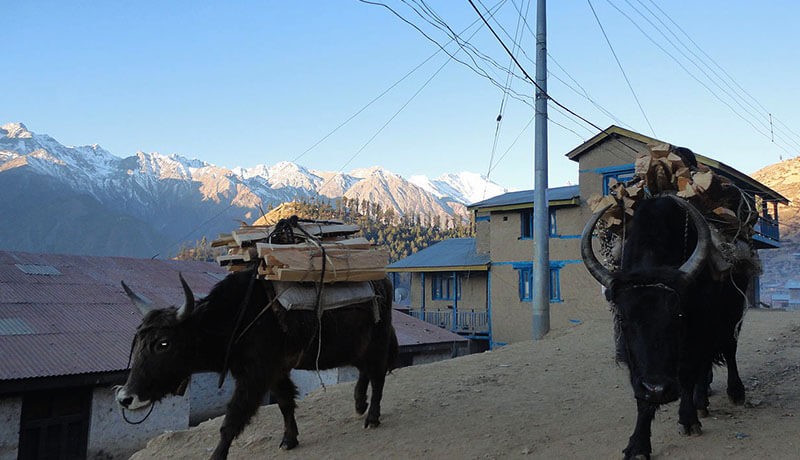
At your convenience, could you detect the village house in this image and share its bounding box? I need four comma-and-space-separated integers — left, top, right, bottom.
387, 126, 788, 346
771, 280, 800, 310
0, 250, 465, 459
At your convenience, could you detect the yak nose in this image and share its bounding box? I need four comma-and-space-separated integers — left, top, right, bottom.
119, 396, 134, 408
641, 380, 666, 400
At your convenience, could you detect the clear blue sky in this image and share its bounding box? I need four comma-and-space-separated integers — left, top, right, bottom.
2, 1, 798, 191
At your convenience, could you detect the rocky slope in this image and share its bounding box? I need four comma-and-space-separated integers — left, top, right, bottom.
751, 157, 800, 298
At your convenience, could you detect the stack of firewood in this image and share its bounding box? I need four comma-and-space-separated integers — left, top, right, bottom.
212, 218, 389, 283
590, 142, 758, 240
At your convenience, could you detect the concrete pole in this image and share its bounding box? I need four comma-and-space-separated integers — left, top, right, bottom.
532, 0, 550, 339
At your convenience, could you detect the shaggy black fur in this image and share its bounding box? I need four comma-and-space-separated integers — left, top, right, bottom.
120, 270, 398, 460
605, 196, 751, 460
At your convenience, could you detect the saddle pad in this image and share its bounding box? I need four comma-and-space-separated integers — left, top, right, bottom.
272, 281, 376, 312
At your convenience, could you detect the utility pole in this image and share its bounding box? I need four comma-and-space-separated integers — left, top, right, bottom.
532, 0, 550, 339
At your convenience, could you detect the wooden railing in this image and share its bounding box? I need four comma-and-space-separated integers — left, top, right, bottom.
408, 308, 489, 336
754, 215, 779, 242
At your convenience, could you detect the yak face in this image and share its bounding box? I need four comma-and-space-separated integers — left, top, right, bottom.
116, 276, 196, 411
609, 280, 685, 404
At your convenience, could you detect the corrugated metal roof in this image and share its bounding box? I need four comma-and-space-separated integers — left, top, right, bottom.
386, 238, 489, 271
0, 318, 35, 336
785, 280, 800, 289
468, 185, 580, 209
0, 250, 229, 382
391, 310, 467, 346
15, 264, 62, 276
0, 250, 459, 383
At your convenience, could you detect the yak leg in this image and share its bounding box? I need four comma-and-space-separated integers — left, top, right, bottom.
623, 399, 657, 460
723, 339, 746, 405
693, 365, 713, 418
678, 366, 703, 436
354, 370, 369, 415
364, 368, 386, 428
211, 375, 269, 460
272, 374, 300, 450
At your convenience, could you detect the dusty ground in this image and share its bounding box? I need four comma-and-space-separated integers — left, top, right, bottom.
131, 308, 800, 459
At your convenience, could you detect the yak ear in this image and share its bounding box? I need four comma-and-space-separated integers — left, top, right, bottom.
121, 281, 153, 316
176, 273, 195, 321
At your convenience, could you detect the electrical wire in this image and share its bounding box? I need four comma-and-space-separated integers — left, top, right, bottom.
587, 0, 657, 137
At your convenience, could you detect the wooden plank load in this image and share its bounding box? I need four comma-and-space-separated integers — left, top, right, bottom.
212, 217, 389, 282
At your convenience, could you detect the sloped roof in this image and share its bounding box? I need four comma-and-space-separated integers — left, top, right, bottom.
0, 250, 463, 385
386, 238, 489, 272
565, 125, 788, 203
0, 251, 228, 383
467, 185, 580, 210
392, 309, 467, 346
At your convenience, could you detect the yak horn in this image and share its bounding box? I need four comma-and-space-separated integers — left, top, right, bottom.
176, 273, 195, 321
580, 203, 615, 288
121, 281, 153, 316
667, 195, 710, 280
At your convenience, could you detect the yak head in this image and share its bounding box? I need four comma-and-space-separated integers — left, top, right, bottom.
581, 194, 710, 404
115, 274, 197, 411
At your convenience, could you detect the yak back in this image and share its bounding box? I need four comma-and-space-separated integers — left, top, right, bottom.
189, 269, 396, 373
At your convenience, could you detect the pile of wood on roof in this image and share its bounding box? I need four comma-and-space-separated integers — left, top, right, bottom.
589, 143, 760, 272
212, 216, 389, 283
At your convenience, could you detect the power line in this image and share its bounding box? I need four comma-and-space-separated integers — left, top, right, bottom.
587, 0, 657, 137
603, 0, 798, 158
642, 0, 800, 152
625, 0, 800, 153
465, 0, 641, 155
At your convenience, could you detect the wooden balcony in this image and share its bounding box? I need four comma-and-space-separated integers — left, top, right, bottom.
407, 308, 489, 337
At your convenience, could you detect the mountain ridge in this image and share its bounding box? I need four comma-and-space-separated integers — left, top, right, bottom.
0, 122, 506, 257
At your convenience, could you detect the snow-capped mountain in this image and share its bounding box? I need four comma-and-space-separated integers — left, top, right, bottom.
409, 171, 507, 205
0, 122, 507, 257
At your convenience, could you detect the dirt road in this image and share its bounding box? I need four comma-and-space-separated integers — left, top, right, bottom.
131, 308, 800, 459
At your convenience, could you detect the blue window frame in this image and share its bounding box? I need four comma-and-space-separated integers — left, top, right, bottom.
520, 209, 557, 239
431, 273, 461, 300
601, 165, 636, 195
517, 266, 562, 302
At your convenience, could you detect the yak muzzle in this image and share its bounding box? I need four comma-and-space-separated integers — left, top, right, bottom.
638, 379, 679, 404
114, 386, 151, 410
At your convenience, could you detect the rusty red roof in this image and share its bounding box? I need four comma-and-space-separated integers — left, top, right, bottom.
0, 250, 228, 382
391, 310, 468, 347
0, 251, 462, 384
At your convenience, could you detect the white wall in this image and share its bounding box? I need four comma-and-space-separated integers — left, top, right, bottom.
87, 386, 189, 460
0, 397, 21, 460
189, 372, 236, 426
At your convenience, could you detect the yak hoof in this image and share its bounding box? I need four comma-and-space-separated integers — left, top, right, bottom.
622, 448, 650, 460
355, 401, 368, 415
363, 418, 381, 429
279, 437, 299, 450
697, 408, 710, 418
679, 422, 702, 436
728, 389, 746, 406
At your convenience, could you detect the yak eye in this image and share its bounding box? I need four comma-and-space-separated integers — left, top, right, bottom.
155, 340, 170, 352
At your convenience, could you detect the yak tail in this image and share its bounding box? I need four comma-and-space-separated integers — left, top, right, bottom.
387, 326, 400, 372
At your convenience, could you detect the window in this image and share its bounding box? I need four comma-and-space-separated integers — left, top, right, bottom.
520, 209, 557, 239
431, 273, 461, 300
19, 388, 92, 460
517, 266, 562, 302
602, 166, 636, 194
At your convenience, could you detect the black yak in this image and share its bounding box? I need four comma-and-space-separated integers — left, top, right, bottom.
116, 270, 398, 460
581, 194, 752, 459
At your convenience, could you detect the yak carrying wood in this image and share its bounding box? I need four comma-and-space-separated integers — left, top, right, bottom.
213, 216, 389, 283
589, 143, 761, 276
